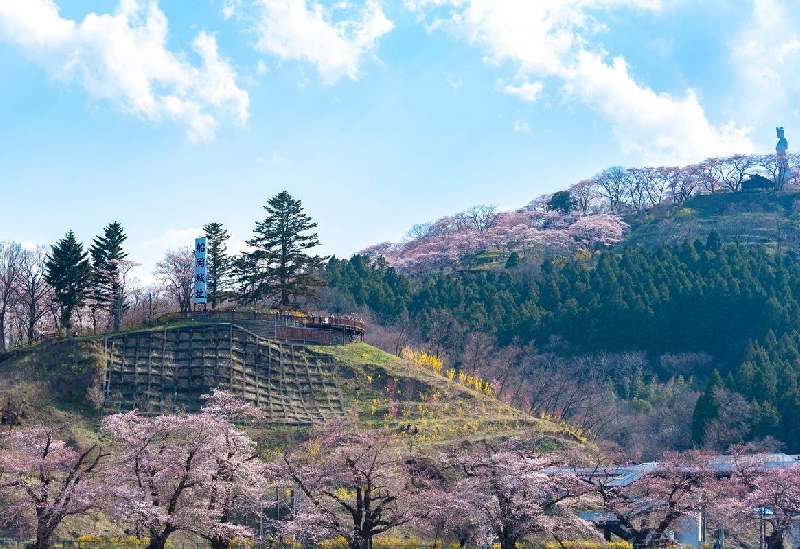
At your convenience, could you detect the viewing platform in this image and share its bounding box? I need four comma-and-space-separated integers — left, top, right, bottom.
177, 310, 366, 345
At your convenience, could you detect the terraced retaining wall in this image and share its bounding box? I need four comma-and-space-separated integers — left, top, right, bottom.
102, 324, 345, 424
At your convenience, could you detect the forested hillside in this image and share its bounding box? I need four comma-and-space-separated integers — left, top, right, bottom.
4, 163, 800, 461
323, 226, 800, 456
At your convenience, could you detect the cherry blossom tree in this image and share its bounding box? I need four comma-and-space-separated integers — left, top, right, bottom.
742, 463, 800, 549
456, 205, 498, 233
666, 165, 700, 204
102, 396, 264, 549
276, 422, 426, 549
606, 450, 717, 548
154, 247, 194, 315
440, 440, 594, 549
0, 241, 24, 351
567, 215, 629, 247
0, 426, 109, 549
13, 245, 53, 345
623, 168, 651, 213
718, 154, 757, 192
195, 391, 267, 549
593, 167, 630, 213
568, 179, 604, 215
695, 158, 724, 194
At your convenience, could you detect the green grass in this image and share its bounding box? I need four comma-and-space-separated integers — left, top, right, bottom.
0, 331, 587, 455
625, 190, 800, 250
308, 341, 586, 452
0, 338, 106, 441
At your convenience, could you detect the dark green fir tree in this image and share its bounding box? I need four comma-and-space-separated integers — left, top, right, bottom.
237, 191, 326, 307
45, 231, 92, 338
203, 222, 230, 310
90, 222, 128, 332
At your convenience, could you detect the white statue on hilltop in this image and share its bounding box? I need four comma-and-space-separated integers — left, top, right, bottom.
777, 127, 790, 189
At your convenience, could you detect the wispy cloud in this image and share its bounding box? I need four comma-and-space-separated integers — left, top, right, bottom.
407, 0, 754, 164
271, 149, 288, 164
144, 228, 203, 250
0, 0, 249, 142
729, 0, 800, 123
445, 75, 463, 90
513, 121, 531, 133
503, 81, 544, 102
233, 0, 394, 84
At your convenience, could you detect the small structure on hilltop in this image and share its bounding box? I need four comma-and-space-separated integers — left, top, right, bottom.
741, 126, 791, 191
742, 173, 775, 192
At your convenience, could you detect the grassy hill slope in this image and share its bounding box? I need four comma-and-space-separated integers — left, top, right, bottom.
0, 326, 578, 453
625, 190, 800, 250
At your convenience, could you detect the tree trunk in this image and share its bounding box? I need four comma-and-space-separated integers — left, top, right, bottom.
0, 313, 6, 352
32, 527, 54, 549
766, 529, 784, 549
499, 534, 517, 549
146, 528, 174, 549
210, 535, 231, 549
349, 534, 370, 549
27, 305, 36, 344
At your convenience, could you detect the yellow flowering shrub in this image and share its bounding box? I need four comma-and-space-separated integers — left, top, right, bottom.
544, 541, 632, 549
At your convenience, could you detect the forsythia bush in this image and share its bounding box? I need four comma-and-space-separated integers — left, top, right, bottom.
75, 536, 145, 547
402, 347, 498, 396
373, 537, 429, 549
402, 347, 444, 374
317, 538, 349, 549
544, 541, 632, 549
318, 537, 444, 549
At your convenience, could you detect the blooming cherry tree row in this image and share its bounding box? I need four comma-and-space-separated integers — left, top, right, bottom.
3, 404, 800, 549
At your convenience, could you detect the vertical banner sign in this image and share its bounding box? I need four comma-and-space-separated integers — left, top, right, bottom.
194, 237, 208, 305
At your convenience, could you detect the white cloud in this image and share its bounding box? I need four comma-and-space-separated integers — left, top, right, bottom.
271, 149, 289, 163
256, 59, 269, 75
730, 0, 800, 124
565, 51, 752, 163
503, 81, 544, 102
248, 0, 394, 83
222, 0, 241, 20
513, 120, 531, 133
408, 0, 754, 164
144, 228, 203, 250
445, 75, 463, 90
0, 0, 249, 142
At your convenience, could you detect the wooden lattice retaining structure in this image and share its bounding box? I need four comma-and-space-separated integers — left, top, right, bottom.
101, 324, 345, 423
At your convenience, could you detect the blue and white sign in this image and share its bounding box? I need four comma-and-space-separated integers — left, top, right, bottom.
194, 237, 208, 304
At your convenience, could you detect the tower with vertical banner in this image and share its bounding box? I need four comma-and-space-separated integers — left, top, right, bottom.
194, 237, 208, 310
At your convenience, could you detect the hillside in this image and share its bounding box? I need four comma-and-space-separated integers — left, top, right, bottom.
0, 338, 105, 433
626, 190, 800, 250
321, 190, 800, 457
0, 323, 577, 451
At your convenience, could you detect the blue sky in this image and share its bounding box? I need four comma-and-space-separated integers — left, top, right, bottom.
1, 0, 798, 284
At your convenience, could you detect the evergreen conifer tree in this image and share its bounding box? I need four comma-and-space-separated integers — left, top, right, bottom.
89, 222, 127, 331
238, 191, 326, 306
690, 369, 724, 446
203, 222, 230, 309
45, 231, 92, 337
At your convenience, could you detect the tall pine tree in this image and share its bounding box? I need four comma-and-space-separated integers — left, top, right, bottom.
237, 191, 326, 307
90, 222, 128, 332
45, 231, 92, 338
203, 222, 230, 310
690, 369, 724, 447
